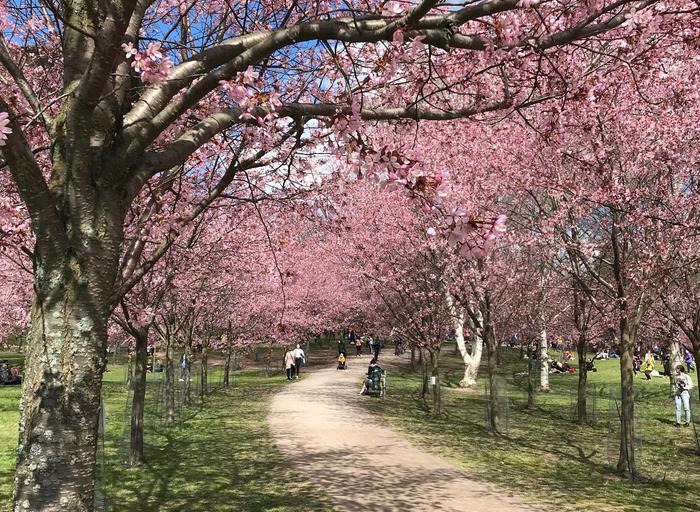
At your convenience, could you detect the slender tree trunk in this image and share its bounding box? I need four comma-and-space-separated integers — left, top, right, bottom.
576, 334, 589, 424
539, 323, 550, 392
447, 294, 483, 387
485, 324, 502, 434
429, 348, 442, 416
128, 328, 149, 466
527, 340, 536, 410
164, 335, 175, 426
223, 345, 233, 387
616, 324, 637, 478
692, 331, 700, 404
668, 337, 684, 398
201, 339, 208, 397
420, 349, 429, 399
183, 344, 192, 406
410, 347, 416, 372
126, 352, 134, 389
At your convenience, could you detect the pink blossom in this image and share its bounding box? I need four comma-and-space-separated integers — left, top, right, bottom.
0, 112, 12, 146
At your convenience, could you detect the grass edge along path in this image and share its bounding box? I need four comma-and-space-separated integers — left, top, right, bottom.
363, 350, 699, 512
1, 366, 334, 512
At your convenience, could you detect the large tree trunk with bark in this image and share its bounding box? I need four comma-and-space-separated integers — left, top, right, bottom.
616, 324, 637, 478
128, 328, 149, 466
12, 196, 124, 511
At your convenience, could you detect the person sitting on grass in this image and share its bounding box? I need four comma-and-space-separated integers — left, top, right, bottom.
0, 362, 21, 385
549, 358, 571, 374
674, 365, 693, 428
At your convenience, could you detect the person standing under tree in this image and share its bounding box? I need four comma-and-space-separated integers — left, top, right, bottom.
284, 349, 296, 380
292, 343, 306, 379
674, 365, 693, 427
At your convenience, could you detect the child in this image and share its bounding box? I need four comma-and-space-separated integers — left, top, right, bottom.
337, 353, 346, 370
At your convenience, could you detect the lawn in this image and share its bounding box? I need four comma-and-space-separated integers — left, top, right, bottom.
0, 361, 333, 512
365, 347, 700, 512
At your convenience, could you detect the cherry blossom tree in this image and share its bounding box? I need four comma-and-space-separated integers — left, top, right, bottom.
0, 0, 698, 507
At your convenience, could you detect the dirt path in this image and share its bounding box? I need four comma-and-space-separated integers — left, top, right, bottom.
268, 354, 544, 512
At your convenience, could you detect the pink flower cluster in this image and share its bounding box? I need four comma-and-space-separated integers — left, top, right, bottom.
122, 42, 173, 83
220, 67, 282, 125
0, 112, 13, 146
445, 212, 507, 259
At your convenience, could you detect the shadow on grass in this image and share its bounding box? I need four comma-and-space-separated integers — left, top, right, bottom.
367, 351, 700, 512
104, 376, 332, 512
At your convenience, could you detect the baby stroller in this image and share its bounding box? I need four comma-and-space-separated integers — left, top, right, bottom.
364, 366, 386, 397
337, 353, 347, 370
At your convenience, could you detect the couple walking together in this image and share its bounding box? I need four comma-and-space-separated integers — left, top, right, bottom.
284, 344, 306, 380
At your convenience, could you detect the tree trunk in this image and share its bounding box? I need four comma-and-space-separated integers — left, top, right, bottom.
429, 349, 442, 416
576, 334, 589, 424
13, 203, 124, 511
223, 345, 232, 387
183, 345, 192, 406
484, 324, 502, 434
668, 337, 684, 398
128, 328, 148, 466
616, 325, 637, 478
527, 341, 536, 410
420, 349, 429, 399
692, 332, 700, 404
539, 324, 550, 392
410, 347, 416, 372
201, 340, 208, 397
126, 352, 134, 389
447, 294, 483, 388
164, 336, 175, 426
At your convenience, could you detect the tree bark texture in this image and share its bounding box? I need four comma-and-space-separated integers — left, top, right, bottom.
13, 196, 124, 511
576, 334, 589, 424
128, 328, 148, 466
616, 324, 637, 477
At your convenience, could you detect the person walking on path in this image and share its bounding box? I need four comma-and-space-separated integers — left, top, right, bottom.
338, 339, 347, 357
355, 336, 363, 357
369, 336, 380, 361
643, 350, 655, 380
674, 364, 693, 427
293, 343, 306, 379
284, 348, 296, 380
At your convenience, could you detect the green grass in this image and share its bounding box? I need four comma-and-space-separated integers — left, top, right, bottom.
365, 348, 700, 512
0, 364, 333, 512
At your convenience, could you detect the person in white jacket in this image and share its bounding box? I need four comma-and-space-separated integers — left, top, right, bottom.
674, 365, 693, 427
292, 344, 306, 379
